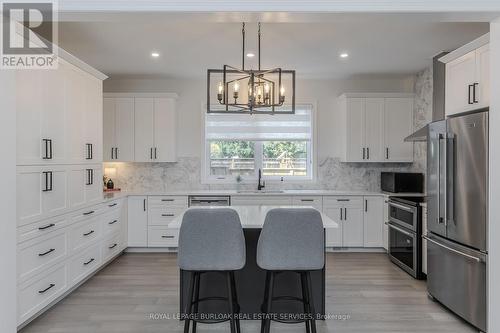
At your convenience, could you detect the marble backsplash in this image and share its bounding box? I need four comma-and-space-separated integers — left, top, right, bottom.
105, 67, 432, 193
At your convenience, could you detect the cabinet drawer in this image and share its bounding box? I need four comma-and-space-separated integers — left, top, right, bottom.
104, 199, 123, 212
148, 226, 179, 247
148, 206, 185, 226
102, 211, 121, 235
18, 215, 68, 244
19, 231, 67, 282
292, 196, 323, 210
102, 233, 122, 262
18, 264, 67, 323
68, 217, 102, 252
71, 204, 106, 223
323, 196, 363, 208
69, 244, 101, 284
148, 196, 187, 207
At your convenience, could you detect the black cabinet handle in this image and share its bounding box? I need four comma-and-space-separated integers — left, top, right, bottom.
154, 147, 157, 159
116, 147, 119, 159
38, 283, 55, 294
83, 230, 95, 236
340, 208, 343, 221
42, 171, 53, 192
337, 199, 350, 202
108, 203, 117, 207
473, 82, 479, 103
161, 235, 175, 239
161, 199, 174, 202
111, 147, 114, 160
301, 199, 314, 202
367, 147, 370, 160
109, 243, 118, 249
365, 199, 368, 212
38, 248, 55, 256
83, 210, 94, 216
143, 198, 146, 211
83, 258, 95, 265
468, 84, 474, 104
161, 214, 175, 217
150, 148, 153, 159
108, 220, 118, 225
86, 143, 93, 160
38, 223, 55, 231
42, 139, 53, 160
86, 169, 92, 185
386, 147, 389, 160
344, 208, 347, 220
362, 147, 366, 160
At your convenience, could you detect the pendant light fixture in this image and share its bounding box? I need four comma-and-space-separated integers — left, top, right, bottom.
207, 22, 295, 114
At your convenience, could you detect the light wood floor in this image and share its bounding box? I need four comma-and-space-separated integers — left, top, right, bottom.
20, 253, 477, 333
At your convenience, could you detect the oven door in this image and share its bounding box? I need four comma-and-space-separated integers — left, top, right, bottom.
388, 222, 417, 277
388, 200, 418, 232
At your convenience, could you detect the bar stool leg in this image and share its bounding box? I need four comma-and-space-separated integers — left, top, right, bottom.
300, 272, 311, 333
264, 272, 275, 333
305, 272, 317, 333
184, 272, 196, 333
260, 271, 271, 333
230, 272, 241, 333
226, 272, 237, 333
192, 273, 200, 333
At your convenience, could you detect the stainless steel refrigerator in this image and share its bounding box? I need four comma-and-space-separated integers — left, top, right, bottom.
426, 110, 488, 332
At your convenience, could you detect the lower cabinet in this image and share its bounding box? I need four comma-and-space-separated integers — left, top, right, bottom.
127, 196, 148, 247
17, 198, 126, 326
363, 197, 384, 247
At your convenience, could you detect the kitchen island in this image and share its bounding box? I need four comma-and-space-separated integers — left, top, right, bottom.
169, 205, 337, 319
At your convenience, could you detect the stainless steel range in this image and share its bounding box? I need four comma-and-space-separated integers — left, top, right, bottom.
387, 196, 425, 279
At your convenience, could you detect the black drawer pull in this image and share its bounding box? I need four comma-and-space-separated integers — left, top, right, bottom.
109, 243, 118, 249
108, 220, 118, 225
83, 230, 95, 236
83, 210, 95, 216
38, 248, 55, 256
42, 139, 53, 160
108, 203, 117, 207
38, 223, 55, 231
300, 199, 314, 202
161, 235, 175, 239
337, 199, 350, 202
42, 171, 53, 192
83, 258, 95, 265
161, 199, 175, 202
161, 214, 175, 217
86, 143, 93, 160
38, 283, 55, 294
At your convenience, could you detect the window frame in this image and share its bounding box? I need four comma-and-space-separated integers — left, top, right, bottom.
201, 102, 317, 185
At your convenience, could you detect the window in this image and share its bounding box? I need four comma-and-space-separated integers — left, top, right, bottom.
203, 106, 314, 183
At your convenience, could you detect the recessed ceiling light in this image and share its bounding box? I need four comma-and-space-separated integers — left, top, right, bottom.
340, 53, 349, 59
151, 52, 160, 58
246, 53, 255, 58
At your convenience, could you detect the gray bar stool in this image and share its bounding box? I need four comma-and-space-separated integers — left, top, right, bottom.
257, 208, 325, 333
178, 208, 246, 333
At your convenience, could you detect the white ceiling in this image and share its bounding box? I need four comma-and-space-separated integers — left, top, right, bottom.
56, 13, 490, 79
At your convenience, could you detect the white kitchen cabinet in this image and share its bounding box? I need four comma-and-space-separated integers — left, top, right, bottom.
384, 98, 414, 162
292, 196, 323, 211
443, 35, 489, 117
83, 76, 103, 163
67, 165, 102, 210
340, 93, 414, 163
363, 196, 384, 247
323, 196, 364, 247
65, 63, 86, 164
103, 97, 135, 162
127, 196, 148, 247
134, 98, 155, 162
17, 166, 68, 226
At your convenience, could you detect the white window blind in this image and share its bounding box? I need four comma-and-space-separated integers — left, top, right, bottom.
205, 105, 312, 141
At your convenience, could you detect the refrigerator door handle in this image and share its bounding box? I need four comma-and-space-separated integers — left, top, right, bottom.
445, 133, 455, 226
437, 133, 443, 225
442, 133, 448, 228
423, 235, 482, 263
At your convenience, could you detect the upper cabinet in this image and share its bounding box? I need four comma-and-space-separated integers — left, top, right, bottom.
103, 93, 177, 163
17, 58, 105, 166
340, 93, 414, 163
441, 34, 489, 117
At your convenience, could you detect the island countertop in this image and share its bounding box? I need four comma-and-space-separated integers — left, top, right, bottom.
168, 205, 338, 229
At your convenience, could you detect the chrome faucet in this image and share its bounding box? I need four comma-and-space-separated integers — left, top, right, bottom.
258, 168, 265, 191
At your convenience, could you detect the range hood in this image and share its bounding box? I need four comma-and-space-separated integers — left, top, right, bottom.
404, 52, 448, 142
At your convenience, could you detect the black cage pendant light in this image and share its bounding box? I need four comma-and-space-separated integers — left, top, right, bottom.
207, 22, 295, 114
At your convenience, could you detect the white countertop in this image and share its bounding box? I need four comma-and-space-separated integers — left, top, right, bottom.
168, 205, 338, 229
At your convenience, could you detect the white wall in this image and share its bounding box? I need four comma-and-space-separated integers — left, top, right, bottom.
488, 17, 500, 333
104, 75, 415, 159
0, 71, 17, 333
